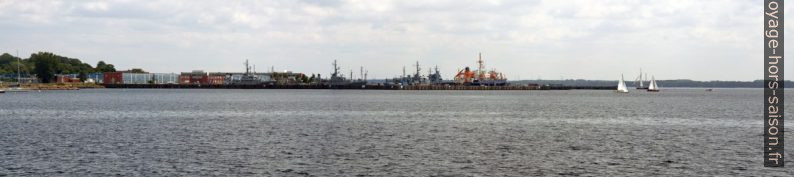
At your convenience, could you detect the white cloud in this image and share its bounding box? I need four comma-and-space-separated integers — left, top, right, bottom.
82, 1, 109, 12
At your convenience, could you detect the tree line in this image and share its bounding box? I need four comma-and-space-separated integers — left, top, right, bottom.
0, 52, 117, 83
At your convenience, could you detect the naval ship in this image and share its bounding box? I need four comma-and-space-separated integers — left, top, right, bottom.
454, 53, 507, 86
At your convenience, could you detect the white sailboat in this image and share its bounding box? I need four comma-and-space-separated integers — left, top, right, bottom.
617, 74, 629, 93
635, 68, 647, 89
8, 50, 28, 92
647, 76, 659, 92
7, 87, 28, 92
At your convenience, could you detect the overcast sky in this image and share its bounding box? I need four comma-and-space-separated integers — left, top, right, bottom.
0, 0, 784, 81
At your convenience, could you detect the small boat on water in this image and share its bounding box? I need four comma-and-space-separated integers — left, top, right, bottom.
7, 50, 29, 93
617, 74, 629, 93
647, 76, 659, 92
6, 87, 29, 92
0, 89, 5, 93
705, 88, 713, 92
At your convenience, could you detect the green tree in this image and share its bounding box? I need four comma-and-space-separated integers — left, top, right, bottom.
0, 53, 26, 74
78, 72, 87, 82
4, 51, 120, 81
96, 61, 116, 72
128, 68, 146, 73
31, 52, 58, 83
0, 53, 16, 65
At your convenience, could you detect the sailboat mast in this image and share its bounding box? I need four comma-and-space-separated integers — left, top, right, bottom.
637, 68, 645, 89
16, 49, 20, 84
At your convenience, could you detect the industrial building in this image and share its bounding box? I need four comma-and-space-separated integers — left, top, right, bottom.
178, 70, 224, 85
103, 72, 179, 84
99, 70, 304, 86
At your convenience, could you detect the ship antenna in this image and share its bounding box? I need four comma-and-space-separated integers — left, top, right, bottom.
244, 59, 250, 74
478, 52, 484, 72
332, 60, 339, 77
414, 61, 421, 78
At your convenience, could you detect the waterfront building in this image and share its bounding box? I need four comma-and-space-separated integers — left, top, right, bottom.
179, 70, 225, 85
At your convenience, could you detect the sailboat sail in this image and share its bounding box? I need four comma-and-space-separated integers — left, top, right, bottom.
617, 75, 629, 93
635, 69, 647, 89
648, 76, 659, 91
639, 78, 644, 88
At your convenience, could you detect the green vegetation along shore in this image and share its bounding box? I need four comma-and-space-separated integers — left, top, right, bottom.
0, 52, 116, 83
0, 83, 103, 90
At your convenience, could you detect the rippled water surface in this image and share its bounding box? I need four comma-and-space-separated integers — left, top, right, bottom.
0, 89, 791, 176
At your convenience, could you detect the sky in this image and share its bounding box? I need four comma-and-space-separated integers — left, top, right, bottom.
0, 0, 784, 81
